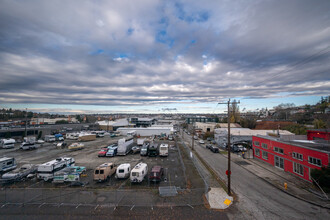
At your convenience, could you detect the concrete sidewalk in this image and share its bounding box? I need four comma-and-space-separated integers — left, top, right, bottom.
220, 151, 330, 209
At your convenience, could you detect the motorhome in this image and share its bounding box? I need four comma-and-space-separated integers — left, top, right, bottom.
0, 139, 15, 149
148, 143, 158, 157
117, 137, 134, 155
130, 162, 148, 183
115, 163, 131, 179
1, 164, 37, 183
159, 143, 169, 157
37, 157, 75, 181
93, 163, 117, 182
44, 135, 56, 142
66, 133, 79, 140
0, 157, 17, 173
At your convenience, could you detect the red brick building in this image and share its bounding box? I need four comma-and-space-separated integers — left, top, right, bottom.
252, 136, 330, 182
307, 129, 330, 141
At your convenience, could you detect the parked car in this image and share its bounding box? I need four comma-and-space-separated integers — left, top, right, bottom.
199, 140, 205, 144
98, 149, 107, 157
132, 146, 140, 154
206, 144, 212, 149
106, 146, 118, 157
149, 165, 164, 183
210, 146, 219, 153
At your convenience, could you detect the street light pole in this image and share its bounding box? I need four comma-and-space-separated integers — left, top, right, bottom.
192, 124, 194, 150
24, 108, 27, 138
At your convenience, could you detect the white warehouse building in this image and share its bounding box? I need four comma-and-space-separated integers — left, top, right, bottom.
117, 127, 173, 137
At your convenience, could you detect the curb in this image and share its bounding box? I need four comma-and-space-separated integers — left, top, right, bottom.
218, 152, 330, 210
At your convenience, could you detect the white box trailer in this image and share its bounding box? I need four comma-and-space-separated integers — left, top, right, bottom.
0, 138, 15, 149
44, 135, 56, 142
117, 137, 134, 155
0, 157, 17, 173
37, 157, 75, 181
130, 162, 148, 183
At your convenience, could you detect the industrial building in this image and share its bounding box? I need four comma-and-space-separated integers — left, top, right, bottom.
117, 126, 174, 137
252, 135, 330, 182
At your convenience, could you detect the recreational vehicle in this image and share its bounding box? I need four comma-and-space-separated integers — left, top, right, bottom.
117, 137, 134, 155
159, 144, 169, 157
68, 143, 84, 151
94, 163, 117, 182
115, 163, 131, 179
127, 130, 136, 137
0, 139, 15, 149
53, 166, 85, 183
149, 165, 164, 182
148, 143, 158, 157
137, 138, 146, 146
78, 133, 96, 141
37, 157, 75, 181
0, 157, 17, 173
130, 162, 148, 183
66, 133, 79, 140
44, 135, 56, 142
1, 164, 37, 183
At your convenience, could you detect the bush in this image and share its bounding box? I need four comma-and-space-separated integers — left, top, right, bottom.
311, 167, 330, 193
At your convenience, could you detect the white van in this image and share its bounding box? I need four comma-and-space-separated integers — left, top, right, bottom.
159, 143, 169, 157
0, 139, 15, 149
115, 163, 131, 179
130, 163, 148, 183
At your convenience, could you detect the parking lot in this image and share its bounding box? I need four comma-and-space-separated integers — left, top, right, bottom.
0, 135, 186, 190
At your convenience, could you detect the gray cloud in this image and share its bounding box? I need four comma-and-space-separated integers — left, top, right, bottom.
0, 0, 329, 109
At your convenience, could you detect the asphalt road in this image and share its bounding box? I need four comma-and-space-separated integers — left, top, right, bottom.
181, 131, 330, 220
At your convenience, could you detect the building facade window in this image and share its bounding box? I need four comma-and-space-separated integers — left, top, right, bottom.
262, 151, 268, 160
255, 148, 260, 156
293, 162, 304, 176
292, 152, 303, 161
254, 141, 260, 146
308, 157, 322, 167
261, 143, 268, 149
275, 156, 284, 169
274, 147, 284, 154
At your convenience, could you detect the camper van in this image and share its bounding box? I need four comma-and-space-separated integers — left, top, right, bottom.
159, 143, 169, 157
0, 139, 15, 149
130, 162, 148, 183
37, 157, 75, 181
94, 163, 117, 182
115, 163, 131, 179
0, 157, 17, 173
117, 137, 134, 155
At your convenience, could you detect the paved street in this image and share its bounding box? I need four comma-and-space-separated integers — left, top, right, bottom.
181, 131, 330, 220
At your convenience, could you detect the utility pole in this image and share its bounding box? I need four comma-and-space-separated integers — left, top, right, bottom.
192, 124, 194, 150
218, 99, 240, 196
24, 108, 27, 138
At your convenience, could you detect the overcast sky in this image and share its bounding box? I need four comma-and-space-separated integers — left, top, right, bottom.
0, 0, 329, 114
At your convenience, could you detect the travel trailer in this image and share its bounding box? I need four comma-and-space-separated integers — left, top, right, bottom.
115, 163, 131, 179
93, 163, 117, 182
130, 162, 148, 183
0, 157, 17, 173
66, 133, 79, 140
0, 139, 15, 149
117, 137, 134, 155
137, 138, 146, 146
78, 133, 96, 141
37, 157, 75, 181
159, 144, 169, 157
53, 166, 85, 183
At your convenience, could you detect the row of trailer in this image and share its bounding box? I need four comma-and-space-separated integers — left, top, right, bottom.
94, 162, 163, 183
